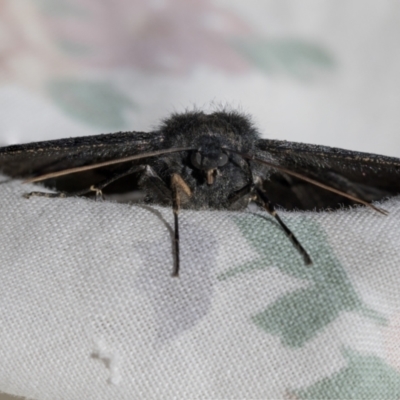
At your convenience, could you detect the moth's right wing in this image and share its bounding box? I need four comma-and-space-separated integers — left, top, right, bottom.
0, 131, 168, 196
0, 131, 163, 178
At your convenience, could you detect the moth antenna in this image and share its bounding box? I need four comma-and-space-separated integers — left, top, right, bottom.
24, 147, 196, 183
224, 149, 388, 215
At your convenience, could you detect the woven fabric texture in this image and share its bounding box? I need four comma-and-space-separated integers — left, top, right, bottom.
1, 177, 400, 399
2, 1, 400, 398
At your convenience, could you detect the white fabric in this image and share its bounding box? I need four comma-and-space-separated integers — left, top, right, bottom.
1, 177, 400, 399
2, 1, 400, 398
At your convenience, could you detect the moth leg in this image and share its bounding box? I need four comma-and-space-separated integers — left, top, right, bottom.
170, 173, 192, 277
87, 165, 146, 200
255, 186, 312, 265
227, 183, 253, 210
89, 185, 105, 201
24, 186, 106, 199
24, 165, 145, 200
138, 165, 172, 204
24, 191, 71, 199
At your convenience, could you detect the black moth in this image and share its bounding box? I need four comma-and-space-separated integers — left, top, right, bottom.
1, 110, 399, 276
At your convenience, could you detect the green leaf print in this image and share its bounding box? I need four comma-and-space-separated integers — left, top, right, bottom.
232, 38, 335, 80
47, 79, 135, 130
219, 214, 385, 347
294, 348, 400, 399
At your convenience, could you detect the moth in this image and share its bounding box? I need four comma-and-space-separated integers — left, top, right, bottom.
1, 110, 399, 276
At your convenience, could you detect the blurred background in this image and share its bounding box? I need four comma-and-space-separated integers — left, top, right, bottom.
1, 0, 400, 156
1, 1, 400, 399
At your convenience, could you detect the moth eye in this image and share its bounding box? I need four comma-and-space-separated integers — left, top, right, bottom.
218, 153, 228, 167
191, 152, 202, 169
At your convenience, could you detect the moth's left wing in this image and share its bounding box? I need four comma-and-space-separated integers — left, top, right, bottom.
255, 139, 400, 211
0, 131, 165, 194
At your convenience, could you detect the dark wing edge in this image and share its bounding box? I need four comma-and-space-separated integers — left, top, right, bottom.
0, 131, 163, 178
255, 139, 400, 211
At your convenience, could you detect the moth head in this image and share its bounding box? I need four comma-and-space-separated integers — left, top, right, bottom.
190, 136, 229, 185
